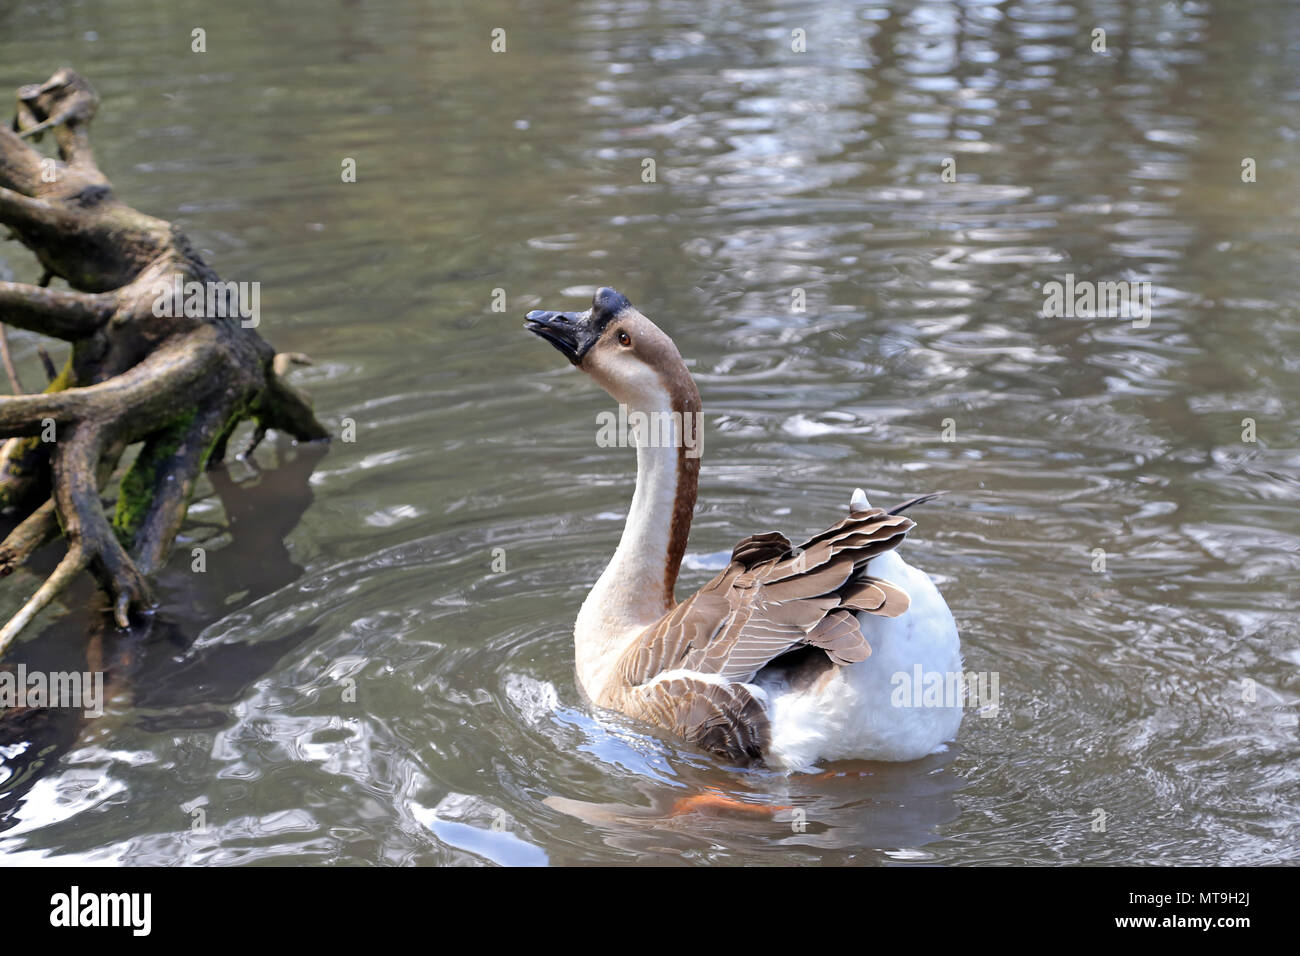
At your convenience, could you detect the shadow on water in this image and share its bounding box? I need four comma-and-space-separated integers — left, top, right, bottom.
540, 749, 966, 863
0, 441, 328, 829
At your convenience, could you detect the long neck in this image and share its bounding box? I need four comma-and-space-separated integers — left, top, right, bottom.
575, 383, 701, 695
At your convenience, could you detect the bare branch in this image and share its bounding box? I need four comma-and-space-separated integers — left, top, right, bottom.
0, 185, 72, 233
0, 280, 115, 338
0, 435, 53, 511
0, 429, 128, 647
255, 370, 330, 442
0, 126, 43, 194
0, 498, 58, 575
90, 330, 224, 434
15, 69, 101, 170
272, 352, 312, 376
35, 345, 56, 382
0, 326, 22, 393
0, 329, 221, 439
50, 423, 152, 628
0, 390, 80, 437
0, 544, 88, 655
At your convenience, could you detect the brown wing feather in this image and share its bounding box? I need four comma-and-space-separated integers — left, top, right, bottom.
838, 575, 911, 617
805, 609, 872, 665
730, 531, 792, 569
633, 676, 768, 762
617, 504, 926, 692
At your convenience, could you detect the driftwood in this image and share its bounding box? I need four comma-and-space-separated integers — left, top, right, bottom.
0, 69, 328, 653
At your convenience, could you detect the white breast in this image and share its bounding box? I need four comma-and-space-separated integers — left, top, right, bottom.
756, 550, 963, 771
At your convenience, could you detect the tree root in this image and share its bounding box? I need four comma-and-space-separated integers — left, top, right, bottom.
0, 70, 330, 654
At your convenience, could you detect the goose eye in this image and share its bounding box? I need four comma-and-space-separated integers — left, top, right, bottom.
617, 331, 632, 347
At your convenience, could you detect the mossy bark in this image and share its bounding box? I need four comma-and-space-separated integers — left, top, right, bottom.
0, 70, 329, 653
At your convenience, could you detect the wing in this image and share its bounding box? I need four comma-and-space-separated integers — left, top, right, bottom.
635, 675, 768, 762
617, 505, 922, 691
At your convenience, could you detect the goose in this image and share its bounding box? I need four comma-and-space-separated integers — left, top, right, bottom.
524, 288, 962, 772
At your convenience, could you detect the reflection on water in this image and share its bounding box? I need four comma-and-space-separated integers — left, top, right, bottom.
1, 0, 1298, 864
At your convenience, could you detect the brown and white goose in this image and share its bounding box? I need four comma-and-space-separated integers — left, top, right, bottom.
525, 288, 962, 771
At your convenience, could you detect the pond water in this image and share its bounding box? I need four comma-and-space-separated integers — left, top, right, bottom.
0, 0, 1297, 865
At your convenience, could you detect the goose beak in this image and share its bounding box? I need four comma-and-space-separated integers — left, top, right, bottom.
524, 309, 594, 366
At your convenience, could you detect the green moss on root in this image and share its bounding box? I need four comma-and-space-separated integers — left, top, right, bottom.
112, 409, 197, 548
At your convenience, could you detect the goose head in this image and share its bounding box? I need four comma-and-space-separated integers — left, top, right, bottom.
525, 288, 699, 414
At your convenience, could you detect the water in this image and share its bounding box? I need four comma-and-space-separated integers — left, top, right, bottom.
1, 0, 1297, 865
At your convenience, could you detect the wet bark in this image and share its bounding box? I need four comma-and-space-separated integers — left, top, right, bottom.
0, 70, 328, 653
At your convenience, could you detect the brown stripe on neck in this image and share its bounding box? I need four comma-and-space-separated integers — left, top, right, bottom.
661, 361, 702, 608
